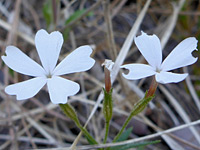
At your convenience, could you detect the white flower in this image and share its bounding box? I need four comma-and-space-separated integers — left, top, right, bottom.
121, 31, 198, 84
2, 29, 95, 104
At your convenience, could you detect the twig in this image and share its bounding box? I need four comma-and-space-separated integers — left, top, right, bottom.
103, 0, 118, 60
159, 85, 200, 144
34, 119, 200, 150
183, 67, 200, 112
0, 19, 34, 45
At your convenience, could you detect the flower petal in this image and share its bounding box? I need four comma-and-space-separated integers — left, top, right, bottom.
155, 71, 188, 84
53, 45, 95, 76
47, 76, 80, 104
35, 29, 64, 74
161, 37, 198, 71
1, 46, 46, 76
5, 77, 47, 100
134, 31, 162, 69
120, 64, 156, 80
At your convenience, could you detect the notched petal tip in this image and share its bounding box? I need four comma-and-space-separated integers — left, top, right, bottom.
161, 37, 199, 71
120, 64, 156, 80
36, 29, 63, 38
135, 31, 155, 39
80, 45, 96, 66
1, 55, 5, 61
80, 45, 93, 54
134, 31, 147, 40
190, 37, 198, 58
134, 31, 162, 69
35, 29, 48, 37
4, 77, 47, 100
53, 45, 95, 76
120, 65, 130, 78
5, 86, 23, 101
120, 65, 130, 72
36, 29, 63, 42
2, 46, 17, 59
35, 29, 64, 74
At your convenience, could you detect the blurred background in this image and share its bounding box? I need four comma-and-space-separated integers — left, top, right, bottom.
0, 0, 200, 149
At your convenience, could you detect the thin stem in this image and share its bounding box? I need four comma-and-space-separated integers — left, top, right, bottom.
76, 122, 98, 145
59, 104, 98, 145
103, 121, 110, 144
113, 77, 158, 142
103, 0, 117, 60
112, 113, 132, 142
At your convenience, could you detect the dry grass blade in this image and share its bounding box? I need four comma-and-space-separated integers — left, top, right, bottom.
111, 0, 152, 83
35, 119, 200, 150
160, 0, 185, 48
0, 0, 199, 149
183, 67, 200, 112
159, 85, 200, 144
103, 0, 118, 60
70, 0, 152, 148
0, 18, 34, 45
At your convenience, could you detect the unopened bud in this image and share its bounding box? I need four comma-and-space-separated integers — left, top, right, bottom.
102, 59, 114, 92
145, 77, 158, 98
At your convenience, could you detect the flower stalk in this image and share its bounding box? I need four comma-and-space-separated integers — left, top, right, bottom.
113, 77, 157, 143
103, 87, 113, 143
102, 60, 114, 143
145, 77, 158, 98
59, 103, 98, 145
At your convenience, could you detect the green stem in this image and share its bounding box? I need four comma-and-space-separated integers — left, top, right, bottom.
76, 122, 98, 145
102, 88, 113, 144
103, 120, 110, 144
59, 103, 98, 145
112, 111, 132, 142
113, 95, 154, 142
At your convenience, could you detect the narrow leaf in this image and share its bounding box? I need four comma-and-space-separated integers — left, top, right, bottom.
116, 127, 133, 142
112, 140, 160, 150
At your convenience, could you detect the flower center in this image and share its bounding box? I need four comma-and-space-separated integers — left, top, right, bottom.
155, 67, 161, 73
46, 73, 52, 78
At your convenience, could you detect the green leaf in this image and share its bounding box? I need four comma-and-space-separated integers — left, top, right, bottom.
63, 9, 86, 40
111, 140, 160, 150
65, 9, 86, 25
59, 103, 79, 123
115, 127, 133, 142
110, 127, 133, 150
42, 0, 53, 28
103, 88, 113, 122
9, 68, 14, 78
59, 104, 99, 145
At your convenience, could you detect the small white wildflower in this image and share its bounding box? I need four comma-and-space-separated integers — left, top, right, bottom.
121, 31, 198, 84
2, 29, 95, 104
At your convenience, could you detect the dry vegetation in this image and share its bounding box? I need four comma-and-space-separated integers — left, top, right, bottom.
0, 0, 200, 150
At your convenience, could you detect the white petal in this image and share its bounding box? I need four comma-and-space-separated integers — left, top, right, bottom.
53, 45, 95, 76
35, 29, 64, 74
161, 37, 198, 71
155, 71, 188, 84
47, 76, 80, 104
134, 31, 162, 69
5, 77, 47, 100
1, 46, 46, 76
120, 64, 156, 80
